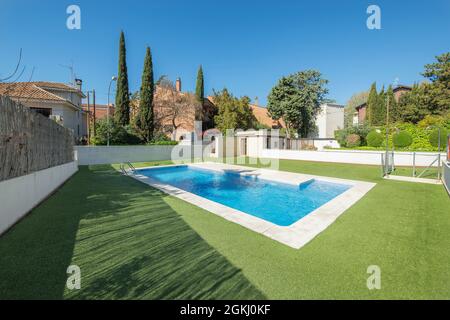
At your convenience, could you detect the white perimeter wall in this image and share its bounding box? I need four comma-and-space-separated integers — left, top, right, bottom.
0, 161, 78, 235
77, 143, 445, 168
313, 139, 341, 150
260, 149, 446, 167
74, 145, 202, 165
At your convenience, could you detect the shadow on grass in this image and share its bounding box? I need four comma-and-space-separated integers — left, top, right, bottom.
0, 165, 264, 300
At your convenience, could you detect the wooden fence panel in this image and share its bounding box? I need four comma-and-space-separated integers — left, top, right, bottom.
0, 95, 74, 181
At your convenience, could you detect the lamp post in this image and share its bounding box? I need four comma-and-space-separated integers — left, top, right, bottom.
384, 94, 390, 176
107, 76, 117, 146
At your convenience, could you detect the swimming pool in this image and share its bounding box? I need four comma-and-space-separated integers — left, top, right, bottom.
137, 165, 351, 226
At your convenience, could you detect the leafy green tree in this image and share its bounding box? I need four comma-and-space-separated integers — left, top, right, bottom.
237, 96, 256, 129
366, 83, 378, 125
344, 91, 369, 128
267, 70, 329, 137
114, 31, 131, 125
195, 65, 204, 103
423, 52, 450, 83
422, 52, 450, 115
394, 52, 449, 124
397, 84, 428, 123
213, 89, 257, 132
135, 47, 154, 143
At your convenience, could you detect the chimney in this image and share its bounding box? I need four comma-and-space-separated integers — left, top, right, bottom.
74, 78, 82, 91
175, 77, 182, 92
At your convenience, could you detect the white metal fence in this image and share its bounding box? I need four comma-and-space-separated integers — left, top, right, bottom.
260, 148, 446, 167
443, 161, 450, 196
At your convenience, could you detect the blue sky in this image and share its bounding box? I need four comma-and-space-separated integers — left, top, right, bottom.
0, 0, 449, 105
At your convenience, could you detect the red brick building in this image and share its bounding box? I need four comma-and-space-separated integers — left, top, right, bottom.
81, 104, 114, 120
355, 85, 411, 124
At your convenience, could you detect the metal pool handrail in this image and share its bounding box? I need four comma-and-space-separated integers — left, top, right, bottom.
120, 162, 136, 175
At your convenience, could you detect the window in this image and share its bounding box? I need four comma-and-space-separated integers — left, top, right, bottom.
266, 137, 271, 149
30, 107, 51, 118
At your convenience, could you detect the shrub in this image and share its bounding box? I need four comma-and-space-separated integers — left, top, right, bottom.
302, 145, 318, 151
334, 129, 348, 147
353, 124, 371, 146
366, 130, 384, 147
346, 134, 361, 147
151, 131, 172, 142
149, 140, 178, 145
393, 130, 413, 148
418, 115, 446, 129
394, 123, 433, 151
90, 119, 142, 145
334, 123, 370, 147
428, 128, 449, 149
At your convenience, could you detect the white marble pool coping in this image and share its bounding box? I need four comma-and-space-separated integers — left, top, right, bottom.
129, 162, 376, 249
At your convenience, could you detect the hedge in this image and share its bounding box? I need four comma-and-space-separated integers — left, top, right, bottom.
366, 131, 384, 147
336, 122, 449, 151
429, 128, 449, 149
393, 131, 413, 148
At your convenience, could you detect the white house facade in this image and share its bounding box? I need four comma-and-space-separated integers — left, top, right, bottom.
0, 81, 86, 139
314, 103, 344, 139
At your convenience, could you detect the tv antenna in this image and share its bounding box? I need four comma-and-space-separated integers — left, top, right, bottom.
59, 61, 75, 85
393, 77, 400, 87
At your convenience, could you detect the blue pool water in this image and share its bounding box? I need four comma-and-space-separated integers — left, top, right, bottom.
138, 166, 351, 226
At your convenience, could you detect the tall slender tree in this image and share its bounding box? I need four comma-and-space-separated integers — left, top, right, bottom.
137, 47, 155, 142
373, 85, 386, 125
386, 85, 397, 123
366, 82, 378, 125
195, 65, 204, 103
114, 31, 130, 125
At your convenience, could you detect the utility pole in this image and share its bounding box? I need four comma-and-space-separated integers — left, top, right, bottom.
93, 89, 96, 137
85, 90, 97, 140
86, 91, 90, 145
107, 76, 118, 147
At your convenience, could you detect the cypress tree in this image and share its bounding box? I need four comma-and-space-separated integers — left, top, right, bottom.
367, 82, 378, 125
195, 65, 204, 103
138, 47, 155, 142
374, 85, 386, 125
114, 31, 130, 125
386, 85, 397, 123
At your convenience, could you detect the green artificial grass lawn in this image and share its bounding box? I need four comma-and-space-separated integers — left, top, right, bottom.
0, 158, 449, 299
